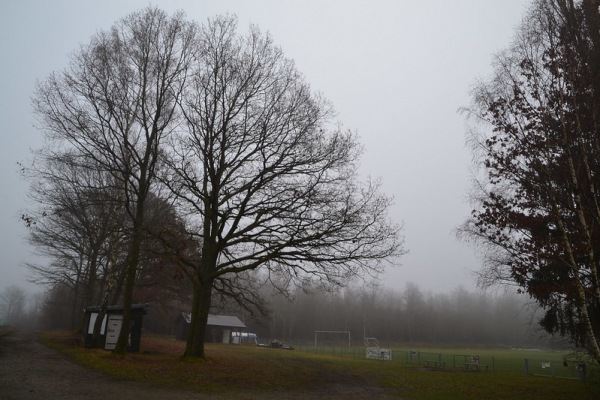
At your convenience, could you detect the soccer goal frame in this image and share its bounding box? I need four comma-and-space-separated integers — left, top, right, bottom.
314, 330, 351, 350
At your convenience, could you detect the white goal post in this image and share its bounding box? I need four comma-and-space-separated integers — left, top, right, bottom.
314, 330, 351, 349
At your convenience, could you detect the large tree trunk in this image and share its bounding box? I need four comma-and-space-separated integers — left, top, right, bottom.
184, 277, 214, 359
85, 254, 98, 308
70, 267, 82, 332
113, 198, 145, 354
113, 239, 142, 354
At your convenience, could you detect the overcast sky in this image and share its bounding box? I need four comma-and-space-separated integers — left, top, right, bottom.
0, 0, 531, 295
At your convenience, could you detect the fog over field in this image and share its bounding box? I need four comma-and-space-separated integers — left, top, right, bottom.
0, 1, 531, 298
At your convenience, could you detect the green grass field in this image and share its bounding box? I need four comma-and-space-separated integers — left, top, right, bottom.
41, 332, 600, 399
299, 344, 590, 378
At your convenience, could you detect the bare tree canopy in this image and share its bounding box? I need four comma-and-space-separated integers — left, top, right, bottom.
28, 10, 404, 358
164, 15, 404, 358
32, 7, 199, 353
461, 0, 600, 363
21, 157, 123, 330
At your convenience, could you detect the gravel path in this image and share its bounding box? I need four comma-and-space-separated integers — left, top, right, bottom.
0, 331, 400, 400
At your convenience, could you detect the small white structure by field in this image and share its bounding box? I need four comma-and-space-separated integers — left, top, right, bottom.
364, 337, 392, 361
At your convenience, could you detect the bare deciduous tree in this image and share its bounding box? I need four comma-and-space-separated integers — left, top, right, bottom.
32, 7, 198, 353
21, 155, 123, 331
0, 286, 27, 326
164, 16, 404, 359
29, 10, 403, 358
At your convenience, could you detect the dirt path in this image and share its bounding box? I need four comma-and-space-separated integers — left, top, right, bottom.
0, 330, 400, 400
0, 330, 202, 400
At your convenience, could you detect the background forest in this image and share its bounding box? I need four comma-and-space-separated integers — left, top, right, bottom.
1, 281, 553, 349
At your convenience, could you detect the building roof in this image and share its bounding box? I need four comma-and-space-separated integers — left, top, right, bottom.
84, 304, 148, 313
207, 314, 246, 328
180, 312, 246, 329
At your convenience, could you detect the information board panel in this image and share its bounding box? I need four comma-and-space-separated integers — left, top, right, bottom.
104, 314, 123, 350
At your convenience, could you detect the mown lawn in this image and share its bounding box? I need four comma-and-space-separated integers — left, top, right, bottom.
41, 332, 599, 399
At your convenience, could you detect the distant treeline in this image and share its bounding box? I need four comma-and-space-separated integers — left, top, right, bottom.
243, 283, 555, 348
2, 280, 557, 349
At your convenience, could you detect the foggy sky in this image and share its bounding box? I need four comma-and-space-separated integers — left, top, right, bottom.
0, 0, 530, 295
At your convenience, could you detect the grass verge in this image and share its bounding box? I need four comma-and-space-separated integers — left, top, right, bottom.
40, 331, 599, 399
